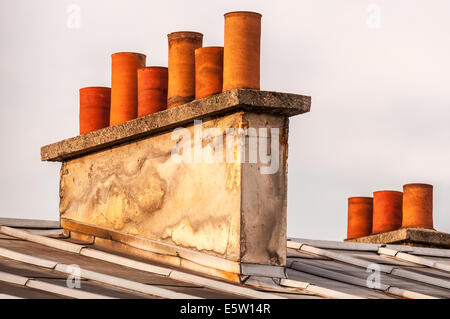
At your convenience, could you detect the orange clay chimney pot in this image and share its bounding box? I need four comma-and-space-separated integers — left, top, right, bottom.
372, 190, 403, 233
110, 52, 146, 125
402, 183, 433, 229
79, 87, 111, 135
137, 67, 168, 117
195, 46, 224, 99
167, 31, 203, 108
347, 197, 373, 239
223, 11, 261, 91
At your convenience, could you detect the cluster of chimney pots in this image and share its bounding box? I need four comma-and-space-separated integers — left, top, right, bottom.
79, 11, 262, 134
347, 183, 434, 239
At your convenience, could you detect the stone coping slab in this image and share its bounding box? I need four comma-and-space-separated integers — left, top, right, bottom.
41, 89, 311, 162
345, 228, 450, 248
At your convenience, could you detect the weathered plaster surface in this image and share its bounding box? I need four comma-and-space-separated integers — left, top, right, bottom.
60, 113, 244, 260
59, 111, 290, 265
240, 113, 288, 266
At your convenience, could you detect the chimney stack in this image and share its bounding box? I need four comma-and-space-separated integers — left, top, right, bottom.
43, 10, 318, 282
345, 183, 448, 248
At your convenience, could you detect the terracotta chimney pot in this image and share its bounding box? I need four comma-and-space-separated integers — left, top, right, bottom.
137, 66, 168, 116
195, 46, 224, 99
347, 197, 373, 239
167, 31, 203, 108
223, 11, 261, 91
79, 87, 111, 135
402, 183, 433, 229
372, 190, 403, 233
110, 52, 146, 125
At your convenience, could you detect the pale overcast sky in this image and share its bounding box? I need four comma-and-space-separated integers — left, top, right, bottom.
0, 0, 449, 240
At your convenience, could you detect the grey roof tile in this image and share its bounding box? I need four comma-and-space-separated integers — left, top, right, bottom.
1, 221, 449, 299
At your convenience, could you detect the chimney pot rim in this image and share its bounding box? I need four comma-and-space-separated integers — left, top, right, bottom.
224, 11, 262, 18
348, 196, 373, 202
195, 46, 224, 51
403, 183, 433, 188
79, 86, 111, 92
373, 190, 403, 195
111, 52, 147, 58
167, 31, 203, 40
137, 66, 168, 71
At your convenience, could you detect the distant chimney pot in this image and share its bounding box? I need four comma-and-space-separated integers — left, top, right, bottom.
347, 197, 373, 239
402, 183, 433, 229
372, 190, 403, 234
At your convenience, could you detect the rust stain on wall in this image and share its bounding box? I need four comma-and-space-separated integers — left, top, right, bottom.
162, 216, 230, 255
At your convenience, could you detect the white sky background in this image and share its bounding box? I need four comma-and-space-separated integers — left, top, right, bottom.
0, 0, 449, 240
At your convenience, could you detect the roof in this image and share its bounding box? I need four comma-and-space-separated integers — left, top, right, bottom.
0, 218, 449, 299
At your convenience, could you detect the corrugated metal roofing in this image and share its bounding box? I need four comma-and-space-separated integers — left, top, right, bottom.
0, 218, 449, 299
